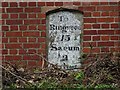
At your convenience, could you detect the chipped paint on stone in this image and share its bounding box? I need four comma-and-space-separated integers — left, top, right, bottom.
47, 11, 82, 70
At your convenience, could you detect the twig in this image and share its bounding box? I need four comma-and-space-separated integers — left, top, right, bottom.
1, 65, 33, 86
32, 52, 67, 73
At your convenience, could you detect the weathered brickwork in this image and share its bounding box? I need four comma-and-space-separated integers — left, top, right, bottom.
2, 2, 120, 67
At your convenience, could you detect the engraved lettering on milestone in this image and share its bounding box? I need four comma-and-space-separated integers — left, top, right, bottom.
47, 10, 82, 70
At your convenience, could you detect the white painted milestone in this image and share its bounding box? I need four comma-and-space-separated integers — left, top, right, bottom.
48, 11, 82, 70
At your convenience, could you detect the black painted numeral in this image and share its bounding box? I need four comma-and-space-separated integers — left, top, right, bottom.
61, 35, 70, 41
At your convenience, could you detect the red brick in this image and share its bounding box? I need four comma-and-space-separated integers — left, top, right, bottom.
41, 43, 46, 49
82, 2, 91, 6
38, 49, 45, 54
93, 12, 100, 17
23, 32, 39, 37
23, 44, 40, 48
2, 33, 5, 38
24, 20, 41, 24
2, 50, 8, 54
41, 19, 46, 24
84, 30, 97, 35
9, 38, 17, 42
46, 2, 54, 6
2, 38, 8, 43
115, 30, 120, 34
2, 8, 5, 13
55, 2, 63, 6
5, 56, 22, 60
2, 32, 5, 37
10, 2, 18, 7
41, 32, 46, 37
92, 48, 100, 53
111, 24, 119, 28
29, 26, 36, 30
83, 6, 95, 11
2, 14, 8, 19
63, 2, 73, 6
101, 12, 109, 16
10, 49, 17, 54
25, 8, 41, 12
38, 38, 46, 42
114, 41, 120, 46
109, 2, 118, 5
97, 6, 119, 11
28, 14, 36, 18
98, 30, 114, 35
110, 48, 117, 52
10, 14, 18, 18
91, 2, 99, 5
114, 42, 120, 46
38, 14, 46, 18
0, 44, 2, 49
73, 2, 81, 5
38, 2, 45, 6
109, 12, 119, 16
98, 42, 114, 46
93, 36, 100, 41
19, 14, 27, 18
28, 2, 36, 6
36, 61, 43, 67
93, 24, 100, 29
28, 49, 36, 54
111, 36, 119, 40
19, 26, 27, 31
101, 36, 109, 41
2, 26, 9, 31
84, 24, 92, 29
10, 25, 18, 30
19, 2, 27, 7
101, 48, 109, 52
28, 61, 36, 66
83, 42, 96, 47
83, 48, 91, 53
6, 8, 23, 13
0, 20, 3, 25
100, 2, 109, 5
19, 49, 26, 54
6, 32, 22, 37
101, 24, 109, 28
38, 25, 46, 30
83, 36, 91, 41
114, 18, 119, 22
6, 20, 22, 25
78, 7, 83, 11
84, 12, 91, 17
97, 18, 114, 22
5, 44, 22, 49
2, 2, 8, 7
28, 38, 36, 42
19, 38, 27, 42
23, 55, 39, 60
84, 18, 96, 23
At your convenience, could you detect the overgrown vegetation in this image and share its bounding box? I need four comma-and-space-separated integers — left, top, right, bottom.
2, 53, 120, 89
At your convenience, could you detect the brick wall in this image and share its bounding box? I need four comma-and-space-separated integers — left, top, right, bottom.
2, 2, 120, 67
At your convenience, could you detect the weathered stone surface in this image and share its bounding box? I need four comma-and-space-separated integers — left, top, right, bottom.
47, 10, 83, 70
